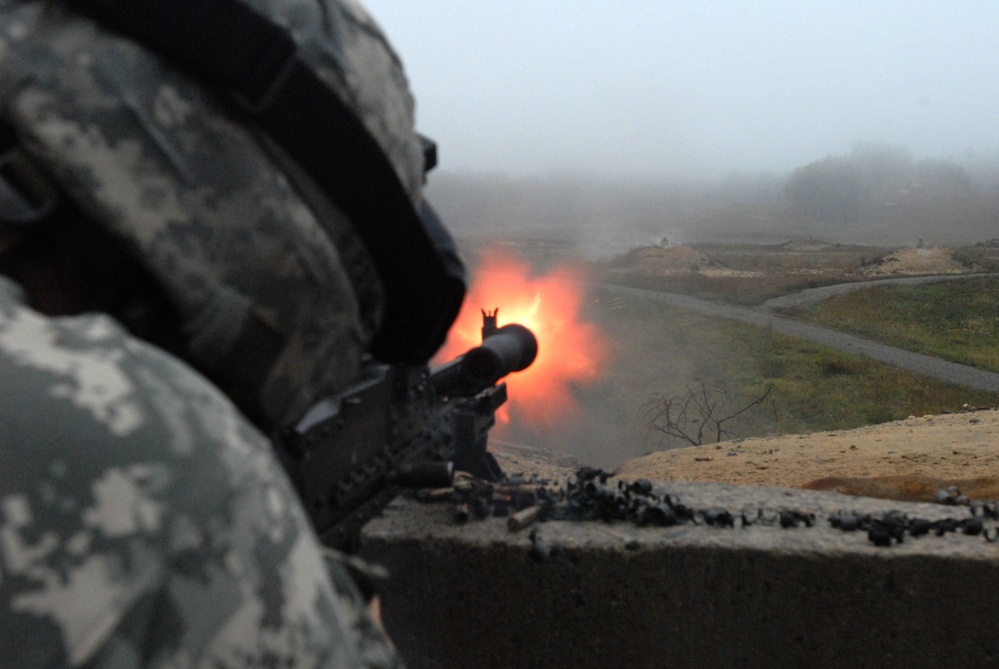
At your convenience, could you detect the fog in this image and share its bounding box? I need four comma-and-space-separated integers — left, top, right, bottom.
366, 1, 999, 180
361, 2, 999, 466
426, 165, 999, 250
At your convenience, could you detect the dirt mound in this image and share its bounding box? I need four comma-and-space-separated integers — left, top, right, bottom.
614, 408, 999, 503
612, 245, 717, 274
859, 246, 976, 277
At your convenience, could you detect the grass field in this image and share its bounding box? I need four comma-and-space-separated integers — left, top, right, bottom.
462, 238, 999, 466
512, 285, 997, 467
782, 277, 999, 373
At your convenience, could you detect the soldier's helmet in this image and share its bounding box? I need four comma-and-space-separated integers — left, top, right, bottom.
0, 0, 464, 428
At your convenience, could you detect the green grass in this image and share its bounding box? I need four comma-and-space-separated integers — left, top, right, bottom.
739, 326, 989, 432
785, 278, 999, 373
593, 270, 812, 305
693, 242, 893, 273
552, 287, 997, 465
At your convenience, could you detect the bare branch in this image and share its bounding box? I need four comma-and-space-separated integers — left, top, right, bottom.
643, 381, 774, 446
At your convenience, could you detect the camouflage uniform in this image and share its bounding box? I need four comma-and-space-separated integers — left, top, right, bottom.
0, 0, 428, 665
0, 278, 401, 667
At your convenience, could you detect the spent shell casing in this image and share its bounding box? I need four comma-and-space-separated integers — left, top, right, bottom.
508, 505, 540, 532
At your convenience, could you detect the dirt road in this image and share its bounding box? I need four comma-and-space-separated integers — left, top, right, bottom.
605, 282, 999, 393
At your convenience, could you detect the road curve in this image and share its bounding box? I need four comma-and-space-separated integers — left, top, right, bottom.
762, 272, 999, 311
604, 283, 999, 394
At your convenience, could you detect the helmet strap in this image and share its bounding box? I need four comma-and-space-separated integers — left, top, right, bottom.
0, 145, 62, 228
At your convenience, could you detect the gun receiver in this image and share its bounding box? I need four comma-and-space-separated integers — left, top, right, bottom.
275, 311, 538, 549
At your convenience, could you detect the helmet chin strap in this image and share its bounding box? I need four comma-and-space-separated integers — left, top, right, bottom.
0, 145, 187, 358
0, 133, 65, 258
0, 145, 63, 228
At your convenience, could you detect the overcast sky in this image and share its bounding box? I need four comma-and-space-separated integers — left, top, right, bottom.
363, 1, 999, 180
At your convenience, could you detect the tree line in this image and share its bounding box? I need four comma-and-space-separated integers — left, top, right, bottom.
784, 143, 974, 224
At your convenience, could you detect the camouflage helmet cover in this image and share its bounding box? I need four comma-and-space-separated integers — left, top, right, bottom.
0, 0, 428, 427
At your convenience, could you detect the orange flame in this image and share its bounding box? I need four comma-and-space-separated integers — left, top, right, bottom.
435, 249, 608, 428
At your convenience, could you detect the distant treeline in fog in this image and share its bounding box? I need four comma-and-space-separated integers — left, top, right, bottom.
427, 145, 999, 248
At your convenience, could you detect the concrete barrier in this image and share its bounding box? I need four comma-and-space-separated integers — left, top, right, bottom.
361, 480, 999, 669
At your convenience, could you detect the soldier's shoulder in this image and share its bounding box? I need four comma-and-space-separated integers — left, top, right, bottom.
0, 279, 401, 668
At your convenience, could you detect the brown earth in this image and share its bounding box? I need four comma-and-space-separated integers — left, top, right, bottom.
609, 245, 719, 274
602, 244, 983, 286
618, 407, 999, 502
858, 246, 977, 277
496, 408, 999, 503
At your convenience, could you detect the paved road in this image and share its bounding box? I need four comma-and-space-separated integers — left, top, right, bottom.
605, 280, 999, 393
762, 272, 999, 311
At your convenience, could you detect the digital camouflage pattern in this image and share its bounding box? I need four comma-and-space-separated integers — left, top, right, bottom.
0, 0, 428, 665
0, 0, 429, 429
0, 278, 403, 668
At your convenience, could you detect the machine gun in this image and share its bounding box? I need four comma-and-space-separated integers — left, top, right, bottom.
274, 310, 538, 549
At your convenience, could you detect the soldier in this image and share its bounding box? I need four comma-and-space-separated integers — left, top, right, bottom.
0, 0, 459, 666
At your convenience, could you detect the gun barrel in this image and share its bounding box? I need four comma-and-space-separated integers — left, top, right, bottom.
432, 323, 538, 396
461, 323, 538, 386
